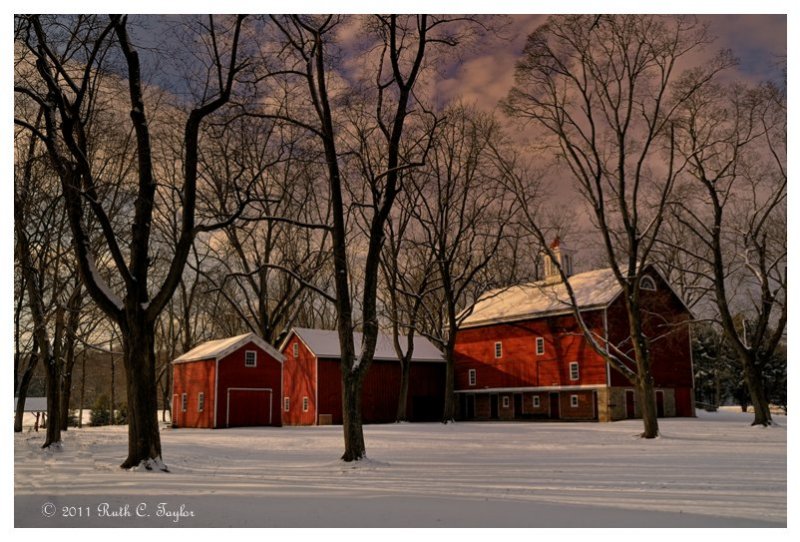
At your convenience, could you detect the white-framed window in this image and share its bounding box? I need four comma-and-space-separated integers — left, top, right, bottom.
536, 337, 545, 355
533, 395, 541, 408
292, 342, 299, 358
197, 392, 205, 412
570, 394, 579, 408
284, 397, 290, 412
302, 397, 309, 412
468, 369, 477, 386
502, 396, 510, 408
494, 342, 502, 358
640, 275, 657, 291
181, 393, 187, 412
569, 362, 580, 381
245, 350, 257, 367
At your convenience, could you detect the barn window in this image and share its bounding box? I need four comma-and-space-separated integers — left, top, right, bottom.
284, 397, 290, 412
570, 394, 579, 408
502, 396, 510, 408
181, 393, 187, 412
494, 342, 502, 358
302, 397, 309, 412
536, 337, 545, 355
197, 392, 205, 412
640, 275, 657, 291
468, 369, 477, 386
245, 350, 257, 367
292, 343, 299, 358
533, 395, 540, 408
569, 362, 580, 381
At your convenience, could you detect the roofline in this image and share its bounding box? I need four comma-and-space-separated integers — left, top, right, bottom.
277, 328, 319, 363
459, 264, 693, 330
282, 327, 445, 362
459, 304, 608, 330
172, 333, 285, 364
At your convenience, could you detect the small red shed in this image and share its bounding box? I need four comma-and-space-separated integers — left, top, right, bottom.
172, 333, 284, 428
280, 328, 446, 425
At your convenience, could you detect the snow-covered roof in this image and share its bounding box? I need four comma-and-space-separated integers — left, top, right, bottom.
459, 267, 624, 329
173, 333, 284, 364
285, 328, 444, 363
14, 397, 47, 412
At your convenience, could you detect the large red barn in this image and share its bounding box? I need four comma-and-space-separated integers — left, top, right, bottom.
172, 333, 284, 428
280, 328, 445, 425
454, 243, 695, 422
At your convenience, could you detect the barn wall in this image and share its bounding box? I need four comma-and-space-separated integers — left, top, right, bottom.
559, 390, 596, 420
607, 271, 694, 393
317, 359, 445, 424
171, 359, 215, 428
454, 311, 608, 392
216, 343, 282, 427
281, 335, 318, 425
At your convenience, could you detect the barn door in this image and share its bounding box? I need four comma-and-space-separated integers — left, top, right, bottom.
656, 390, 665, 417
625, 390, 636, 418
226, 388, 272, 427
549, 392, 560, 419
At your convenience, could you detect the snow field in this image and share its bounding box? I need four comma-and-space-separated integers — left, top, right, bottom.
14, 410, 785, 527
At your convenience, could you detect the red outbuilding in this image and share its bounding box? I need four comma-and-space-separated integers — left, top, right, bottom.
172, 333, 284, 428
280, 328, 446, 425
454, 241, 695, 422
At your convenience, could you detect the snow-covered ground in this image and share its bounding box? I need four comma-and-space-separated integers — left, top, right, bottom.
14, 410, 785, 527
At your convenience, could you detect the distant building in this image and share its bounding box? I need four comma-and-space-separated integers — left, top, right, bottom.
280, 328, 445, 425
454, 241, 695, 422
171, 333, 284, 428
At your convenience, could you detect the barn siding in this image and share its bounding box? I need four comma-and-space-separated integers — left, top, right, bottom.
316, 358, 445, 424
281, 335, 318, 425
215, 343, 282, 427
607, 273, 693, 390
172, 359, 216, 428
454, 312, 608, 391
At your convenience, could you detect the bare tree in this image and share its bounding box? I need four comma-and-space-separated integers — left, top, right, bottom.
503, 15, 733, 437
670, 80, 786, 425
15, 15, 248, 468
257, 15, 486, 460
379, 176, 437, 421
409, 106, 520, 422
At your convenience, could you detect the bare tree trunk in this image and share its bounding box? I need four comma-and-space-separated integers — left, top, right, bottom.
78, 349, 86, 428
441, 336, 458, 423
59, 285, 82, 430
742, 354, 772, 425
110, 334, 116, 425
14, 350, 39, 432
120, 316, 164, 470
396, 359, 412, 422
42, 353, 62, 447
341, 373, 366, 461
629, 312, 659, 438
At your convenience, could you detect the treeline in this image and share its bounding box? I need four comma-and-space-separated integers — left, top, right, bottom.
14, 15, 785, 468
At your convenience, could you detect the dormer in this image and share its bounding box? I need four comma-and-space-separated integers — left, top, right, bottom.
542, 237, 574, 282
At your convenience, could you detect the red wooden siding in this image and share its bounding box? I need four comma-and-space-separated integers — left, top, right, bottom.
227, 389, 273, 426
454, 311, 608, 391
317, 359, 445, 424
215, 343, 282, 427
607, 273, 693, 397
172, 359, 216, 428
281, 335, 318, 425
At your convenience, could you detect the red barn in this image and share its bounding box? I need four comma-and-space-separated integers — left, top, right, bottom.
280, 328, 445, 425
172, 333, 284, 428
454, 243, 695, 422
